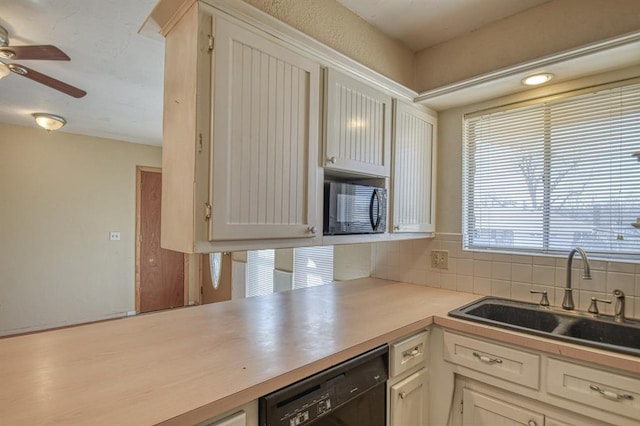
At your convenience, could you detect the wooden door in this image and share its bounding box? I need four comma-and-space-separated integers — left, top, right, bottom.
462, 388, 544, 426
201, 253, 232, 304
137, 168, 185, 313
390, 369, 427, 426
210, 17, 320, 241
391, 101, 436, 233
325, 68, 392, 177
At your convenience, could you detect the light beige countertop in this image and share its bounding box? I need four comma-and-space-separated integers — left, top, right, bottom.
1, 278, 638, 425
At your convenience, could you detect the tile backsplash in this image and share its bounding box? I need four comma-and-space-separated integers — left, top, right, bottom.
371, 233, 640, 320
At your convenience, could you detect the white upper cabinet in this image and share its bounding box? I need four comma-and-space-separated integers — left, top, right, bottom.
210, 17, 320, 242
324, 69, 392, 177
160, 3, 321, 253
391, 101, 436, 234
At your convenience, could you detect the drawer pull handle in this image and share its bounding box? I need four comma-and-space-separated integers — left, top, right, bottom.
472, 351, 503, 365
589, 384, 634, 401
402, 347, 420, 359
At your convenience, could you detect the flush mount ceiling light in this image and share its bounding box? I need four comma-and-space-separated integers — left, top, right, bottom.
522, 73, 554, 86
32, 113, 66, 131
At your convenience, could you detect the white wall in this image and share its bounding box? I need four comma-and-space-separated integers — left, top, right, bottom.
0, 124, 161, 335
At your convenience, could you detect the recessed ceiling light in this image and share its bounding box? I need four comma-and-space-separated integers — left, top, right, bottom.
32, 113, 67, 131
522, 73, 554, 86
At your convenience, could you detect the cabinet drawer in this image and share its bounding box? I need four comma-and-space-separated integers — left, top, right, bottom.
390, 331, 428, 377
443, 331, 540, 389
547, 358, 640, 421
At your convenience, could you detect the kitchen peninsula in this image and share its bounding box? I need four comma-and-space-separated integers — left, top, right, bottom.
1, 278, 639, 425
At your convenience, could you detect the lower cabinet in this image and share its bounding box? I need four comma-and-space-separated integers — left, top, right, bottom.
462, 388, 544, 426
390, 368, 427, 426
388, 330, 429, 426
197, 400, 258, 426
440, 329, 634, 426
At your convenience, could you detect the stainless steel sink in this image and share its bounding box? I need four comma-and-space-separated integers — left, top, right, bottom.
449, 297, 640, 356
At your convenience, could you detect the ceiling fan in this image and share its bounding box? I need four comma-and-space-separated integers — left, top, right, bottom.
0, 24, 86, 98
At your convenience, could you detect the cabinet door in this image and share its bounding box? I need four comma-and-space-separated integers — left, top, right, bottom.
462, 388, 544, 426
391, 101, 436, 233
325, 69, 392, 176
211, 17, 320, 241
205, 411, 245, 426
390, 368, 427, 426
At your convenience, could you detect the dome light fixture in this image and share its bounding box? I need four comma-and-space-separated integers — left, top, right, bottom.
522, 73, 554, 86
32, 113, 66, 131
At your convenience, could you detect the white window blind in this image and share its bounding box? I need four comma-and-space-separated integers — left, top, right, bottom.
246, 249, 275, 297
463, 81, 640, 256
293, 246, 334, 289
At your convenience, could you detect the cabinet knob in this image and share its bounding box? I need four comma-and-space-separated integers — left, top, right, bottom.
399, 391, 407, 400
328, 156, 337, 164
527, 421, 537, 426
308, 226, 317, 234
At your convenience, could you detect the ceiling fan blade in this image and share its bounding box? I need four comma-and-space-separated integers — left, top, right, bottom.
0, 45, 70, 61
8, 64, 86, 98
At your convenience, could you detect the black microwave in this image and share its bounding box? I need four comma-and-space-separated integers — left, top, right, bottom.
323, 182, 387, 235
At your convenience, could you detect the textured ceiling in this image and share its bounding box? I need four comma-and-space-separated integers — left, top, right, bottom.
0, 0, 163, 145
336, 0, 551, 51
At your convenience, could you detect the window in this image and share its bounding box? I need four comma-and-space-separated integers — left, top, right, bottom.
245, 249, 274, 297
463, 80, 640, 257
293, 246, 334, 289
245, 246, 334, 298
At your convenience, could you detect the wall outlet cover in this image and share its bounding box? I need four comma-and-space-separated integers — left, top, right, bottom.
431, 250, 449, 270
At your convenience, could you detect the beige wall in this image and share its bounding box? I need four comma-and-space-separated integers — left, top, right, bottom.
414, 0, 640, 92
0, 124, 161, 335
242, 0, 415, 88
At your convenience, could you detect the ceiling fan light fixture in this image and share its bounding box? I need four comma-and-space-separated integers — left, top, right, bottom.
0, 49, 15, 59
33, 113, 66, 131
522, 73, 554, 86
0, 62, 9, 79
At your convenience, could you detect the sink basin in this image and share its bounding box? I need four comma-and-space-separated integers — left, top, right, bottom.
464, 302, 559, 332
449, 297, 640, 357
562, 318, 640, 349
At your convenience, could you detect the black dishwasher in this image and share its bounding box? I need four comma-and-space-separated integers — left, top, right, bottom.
259, 345, 388, 426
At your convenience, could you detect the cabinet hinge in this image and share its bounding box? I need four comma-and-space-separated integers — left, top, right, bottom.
205, 202, 212, 221
208, 35, 214, 53
198, 133, 203, 153
460, 399, 464, 414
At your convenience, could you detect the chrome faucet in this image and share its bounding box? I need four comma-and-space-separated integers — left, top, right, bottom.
562, 247, 592, 310
613, 289, 626, 322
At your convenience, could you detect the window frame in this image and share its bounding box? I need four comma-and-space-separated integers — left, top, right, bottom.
462, 77, 640, 259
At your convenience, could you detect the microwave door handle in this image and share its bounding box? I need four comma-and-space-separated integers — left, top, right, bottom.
370, 189, 383, 231
369, 191, 376, 230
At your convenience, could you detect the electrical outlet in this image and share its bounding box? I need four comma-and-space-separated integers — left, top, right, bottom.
431, 250, 449, 270
109, 231, 121, 241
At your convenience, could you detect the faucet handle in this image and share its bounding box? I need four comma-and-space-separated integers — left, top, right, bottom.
587, 297, 611, 315
612, 289, 626, 323
530, 290, 550, 307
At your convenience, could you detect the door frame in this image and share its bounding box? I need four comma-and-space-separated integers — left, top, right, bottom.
135, 166, 190, 313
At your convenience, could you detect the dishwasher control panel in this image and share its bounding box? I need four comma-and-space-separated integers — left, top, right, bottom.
280, 390, 334, 426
